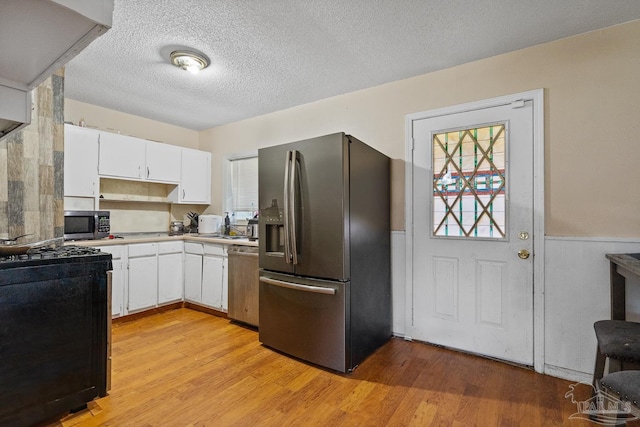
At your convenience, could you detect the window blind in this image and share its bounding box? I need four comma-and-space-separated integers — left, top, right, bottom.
231, 156, 258, 213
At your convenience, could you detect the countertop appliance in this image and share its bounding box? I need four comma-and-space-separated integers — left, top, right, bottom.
64, 210, 110, 241
169, 220, 184, 235
0, 245, 111, 427
258, 132, 391, 373
198, 214, 222, 234
228, 245, 259, 327
246, 218, 258, 241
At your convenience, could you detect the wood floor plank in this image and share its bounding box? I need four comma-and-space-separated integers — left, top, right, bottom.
45, 308, 608, 426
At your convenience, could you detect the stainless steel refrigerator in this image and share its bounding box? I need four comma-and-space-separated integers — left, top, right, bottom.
258, 132, 391, 372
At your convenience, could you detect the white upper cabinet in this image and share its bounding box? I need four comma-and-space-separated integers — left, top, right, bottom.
64, 125, 210, 204
170, 148, 211, 204
145, 142, 181, 183
98, 130, 183, 184
64, 124, 99, 197
98, 132, 146, 179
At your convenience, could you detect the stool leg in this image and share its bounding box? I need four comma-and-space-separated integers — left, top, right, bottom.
609, 358, 622, 373
593, 347, 606, 390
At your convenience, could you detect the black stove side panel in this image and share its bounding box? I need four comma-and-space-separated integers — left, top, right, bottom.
0, 259, 110, 427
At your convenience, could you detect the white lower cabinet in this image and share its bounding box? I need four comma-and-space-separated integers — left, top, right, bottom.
184, 243, 204, 303
202, 255, 224, 308
96, 240, 228, 317
100, 245, 125, 318
127, 243, 158, 313
158, 241, 184, 304
183, 242, 228, 311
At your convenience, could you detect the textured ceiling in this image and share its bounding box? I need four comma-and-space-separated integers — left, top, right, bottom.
64, 1, 640, 131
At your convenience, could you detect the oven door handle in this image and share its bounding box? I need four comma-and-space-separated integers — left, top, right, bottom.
260, 277, 336, 295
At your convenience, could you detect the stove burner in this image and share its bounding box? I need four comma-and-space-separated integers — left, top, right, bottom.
0, 245, 105, 265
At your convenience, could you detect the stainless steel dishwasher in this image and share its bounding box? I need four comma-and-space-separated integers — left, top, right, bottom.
228, 245, 259, 327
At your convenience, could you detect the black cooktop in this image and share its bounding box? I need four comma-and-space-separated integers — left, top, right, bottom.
0, 245, 111, 269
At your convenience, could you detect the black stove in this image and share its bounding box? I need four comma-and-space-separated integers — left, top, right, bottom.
0, 245, 108, 269
0, 244, 112, 426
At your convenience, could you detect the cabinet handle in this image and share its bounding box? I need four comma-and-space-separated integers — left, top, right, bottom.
182, 189, 185, 199
147, 167, 150, 178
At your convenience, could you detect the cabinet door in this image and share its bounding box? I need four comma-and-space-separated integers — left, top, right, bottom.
128, 255, 158, 312
202, 255, 224, 309
158, 252, 183, 304
64, 125, 99, 197
110, 258, 125, 317
127, 244, 158, 312
99, 132, 146, 179
146, 142, 181, 183
180, 149, 211, 204
184, 252, 203, 303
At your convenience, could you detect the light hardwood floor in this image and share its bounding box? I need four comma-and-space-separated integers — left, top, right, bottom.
44, 308, 618, 426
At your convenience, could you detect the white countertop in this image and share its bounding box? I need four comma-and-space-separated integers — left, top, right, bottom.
67, 233, 258, 247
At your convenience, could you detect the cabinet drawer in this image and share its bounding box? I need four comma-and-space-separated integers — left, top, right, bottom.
184, 242, 203, 255
203, 244, 225, 257
158, 241, 183, 254
128, 243, 157, 258
98, 245, 123, 259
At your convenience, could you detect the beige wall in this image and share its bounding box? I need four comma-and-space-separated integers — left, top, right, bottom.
65, 20, 640, 237
65, 99, 199, 149
201, 21, 640, 237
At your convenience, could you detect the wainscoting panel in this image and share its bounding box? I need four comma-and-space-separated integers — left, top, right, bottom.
544, 236, 640, 382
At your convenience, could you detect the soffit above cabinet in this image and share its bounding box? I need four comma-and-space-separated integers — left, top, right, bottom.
0, 0, 113, 91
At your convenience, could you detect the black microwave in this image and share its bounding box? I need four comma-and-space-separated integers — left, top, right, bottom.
64, 210, 110, 241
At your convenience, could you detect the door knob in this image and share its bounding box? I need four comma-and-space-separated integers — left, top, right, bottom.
518, 249, 530, 260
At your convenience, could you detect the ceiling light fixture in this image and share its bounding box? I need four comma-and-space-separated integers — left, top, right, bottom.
170, 50, 210, 74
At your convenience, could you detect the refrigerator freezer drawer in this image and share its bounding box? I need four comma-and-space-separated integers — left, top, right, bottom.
259, 272, 348, 372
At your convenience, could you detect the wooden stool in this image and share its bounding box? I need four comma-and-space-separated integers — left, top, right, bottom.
594, 320, 640, 389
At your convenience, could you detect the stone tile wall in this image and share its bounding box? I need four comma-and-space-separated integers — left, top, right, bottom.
0, 69, 64, 241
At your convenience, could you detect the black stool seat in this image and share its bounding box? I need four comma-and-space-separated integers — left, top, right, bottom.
593, 320, 640, 390
600, 370, 640, 406
595, 320, 640, 360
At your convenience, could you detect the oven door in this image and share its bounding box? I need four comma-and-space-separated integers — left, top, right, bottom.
258, 271, 349, 372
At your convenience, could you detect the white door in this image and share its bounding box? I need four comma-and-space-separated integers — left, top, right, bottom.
146, 142, 181, 183
202, 255, 224, 309
409, 96, 536, 366
63, 125, 99, 197
99, 132, 145, 179
158, 252, 183, 304
180, 149, 211, 204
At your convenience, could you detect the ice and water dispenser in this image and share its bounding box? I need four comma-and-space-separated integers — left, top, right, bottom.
262, 199, 285, 254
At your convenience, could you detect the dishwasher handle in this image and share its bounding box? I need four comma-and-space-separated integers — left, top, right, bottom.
228, 246, 259, 257
259, 277, 336, 295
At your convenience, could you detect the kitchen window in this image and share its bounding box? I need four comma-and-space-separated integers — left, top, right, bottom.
225, 155, 258, 222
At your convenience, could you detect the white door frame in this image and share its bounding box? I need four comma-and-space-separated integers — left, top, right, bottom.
404, 89, 545, 373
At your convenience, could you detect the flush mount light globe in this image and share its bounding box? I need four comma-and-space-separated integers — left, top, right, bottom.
170, 50, 210, 74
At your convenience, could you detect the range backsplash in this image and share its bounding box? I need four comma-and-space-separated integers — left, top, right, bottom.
0, 69, 64, 241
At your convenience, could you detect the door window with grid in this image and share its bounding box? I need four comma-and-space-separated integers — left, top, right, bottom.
432, 124, 506, 239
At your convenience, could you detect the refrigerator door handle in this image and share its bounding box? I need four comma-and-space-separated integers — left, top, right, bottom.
289, 150, 299, 265
260, 277, 336, 295
283, 150, 292, 263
